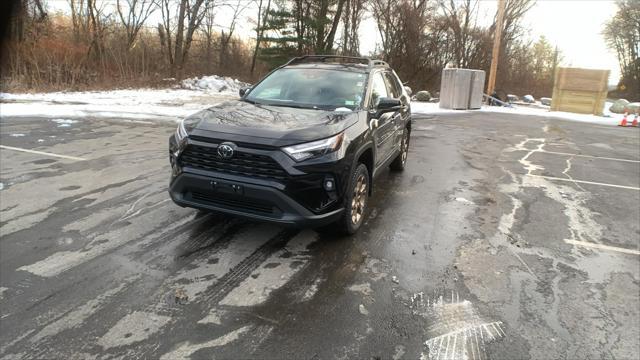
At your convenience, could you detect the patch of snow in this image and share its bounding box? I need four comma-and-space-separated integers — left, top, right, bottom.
52, 119, 78, 127
455, 197, 474, 204
98, 311, 171, 349
411, 102, 461, 115
9, 133, 25, 137
180, 75, 249, 93
358, 304, 369, 315
197, 309, 223, 325
348, 283, 373, 297
159, 326, 252, 360
301, 277, 323, 301
51, 119, 77, 124
0, 80, 240, 122
412, 100, 632, 126
334, 107, 352, 112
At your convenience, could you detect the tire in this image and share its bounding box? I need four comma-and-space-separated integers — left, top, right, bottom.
390, 127, 410, 171
334, 163, 370, 235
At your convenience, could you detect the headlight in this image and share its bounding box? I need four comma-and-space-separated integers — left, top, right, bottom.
175, 119, 188, 142
282, 133, 344, 161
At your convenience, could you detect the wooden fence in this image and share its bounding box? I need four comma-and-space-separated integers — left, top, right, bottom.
551, 67, 609, 115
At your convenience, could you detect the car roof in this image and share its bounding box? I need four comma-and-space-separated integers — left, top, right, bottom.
282, 56, 390, 73
283, 63, 371, 73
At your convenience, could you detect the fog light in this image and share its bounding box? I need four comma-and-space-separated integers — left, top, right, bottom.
324, 178, 335, 191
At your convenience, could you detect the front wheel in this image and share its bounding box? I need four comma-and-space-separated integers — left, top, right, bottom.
334, 163, 370, 235
390, 128, 410, 171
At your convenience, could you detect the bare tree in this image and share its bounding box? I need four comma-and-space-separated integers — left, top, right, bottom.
293, 0, 312, 53
312, 0, 346, 53
116, 0, 157, 50
439, 0, 480, 68
160, 0, 210, 77
250, 0, 271, 74
219, 0, 251, 71
68, 0, 88, 43
493, 0, 535, 88
341, 0, 365, 56
370, 0, 403, 60
604, 0, 639, 100
199, 0, 217, 73
87, 0, 105, 60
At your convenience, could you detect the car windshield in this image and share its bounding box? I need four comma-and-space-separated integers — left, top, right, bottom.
245, 67, 367, 110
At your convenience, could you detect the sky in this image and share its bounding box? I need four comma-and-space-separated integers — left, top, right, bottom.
523, 0, 620, 84
47, 0, 621, 84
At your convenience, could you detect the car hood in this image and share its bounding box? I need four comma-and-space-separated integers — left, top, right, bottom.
186, 100, 360, 146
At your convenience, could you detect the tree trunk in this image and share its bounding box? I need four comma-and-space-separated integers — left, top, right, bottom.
172, 0, 187, 77
251, 0, 271, 74
324, 0, 346, 53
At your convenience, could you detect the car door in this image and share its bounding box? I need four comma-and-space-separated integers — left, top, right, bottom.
382, 71, 409, 153
368, 71, 396, 167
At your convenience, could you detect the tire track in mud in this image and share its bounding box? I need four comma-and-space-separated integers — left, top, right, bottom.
0, 212, 209, 353
87, 226, 298, 359
12, 218, 264, 358
201, 228, 300, 305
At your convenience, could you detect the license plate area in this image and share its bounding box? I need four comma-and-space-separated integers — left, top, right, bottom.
210, 179, 244, 195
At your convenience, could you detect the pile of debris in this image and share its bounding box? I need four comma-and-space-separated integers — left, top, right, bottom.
180, 75, 250, 93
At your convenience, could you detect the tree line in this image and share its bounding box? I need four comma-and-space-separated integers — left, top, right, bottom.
3, 0, 563, 98
604, 0, 639, 101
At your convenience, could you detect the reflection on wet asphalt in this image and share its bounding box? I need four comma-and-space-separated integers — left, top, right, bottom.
0, 114, 638, 359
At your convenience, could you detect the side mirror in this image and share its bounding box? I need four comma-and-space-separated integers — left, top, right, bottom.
376, 97, 402, 114
239, 86, 251, 97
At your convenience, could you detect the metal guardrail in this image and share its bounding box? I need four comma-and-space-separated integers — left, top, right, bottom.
483, 93, 514, 108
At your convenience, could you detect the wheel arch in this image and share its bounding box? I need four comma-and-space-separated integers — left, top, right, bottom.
354, 144, 374, 195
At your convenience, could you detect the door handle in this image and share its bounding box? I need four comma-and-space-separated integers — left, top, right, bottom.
369, 118, 379, 131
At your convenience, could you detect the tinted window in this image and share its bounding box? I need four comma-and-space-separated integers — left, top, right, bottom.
383, 72, 402, 98
246, 68, 367, 110
370, 72, 388, 106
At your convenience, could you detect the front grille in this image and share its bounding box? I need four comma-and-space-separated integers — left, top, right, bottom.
188, 135, 276, 150
190, 191, 277, 215
179, 144, 288, 181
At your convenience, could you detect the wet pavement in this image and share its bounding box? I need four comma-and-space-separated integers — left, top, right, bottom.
0, 112, 638, 359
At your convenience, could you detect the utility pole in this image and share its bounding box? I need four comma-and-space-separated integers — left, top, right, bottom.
486, 0, 506, 98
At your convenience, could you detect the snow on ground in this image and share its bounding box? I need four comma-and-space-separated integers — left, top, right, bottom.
0, 75, 634, 128
180, 75, 249, 93
0, 76, 244, 122
411, 101, 633, 126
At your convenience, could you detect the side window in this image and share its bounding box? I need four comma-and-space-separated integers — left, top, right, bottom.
370, 72, 388, 107
383, 72, 402, 98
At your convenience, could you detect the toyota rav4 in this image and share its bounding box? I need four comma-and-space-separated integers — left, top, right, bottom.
169, 55, 411, 234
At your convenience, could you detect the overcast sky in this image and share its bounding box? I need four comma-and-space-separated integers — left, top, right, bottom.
47, 0, 621, 84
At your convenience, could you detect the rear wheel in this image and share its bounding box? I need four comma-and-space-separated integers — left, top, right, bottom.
390, 128, 410, 171
334, 163, 370, 235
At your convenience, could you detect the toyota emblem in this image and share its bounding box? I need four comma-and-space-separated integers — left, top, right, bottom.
217, 142, 236, 159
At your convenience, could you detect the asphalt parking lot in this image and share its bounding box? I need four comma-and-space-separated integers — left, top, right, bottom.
1, 111, 639, 359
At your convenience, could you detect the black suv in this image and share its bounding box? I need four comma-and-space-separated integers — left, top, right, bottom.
169, 56, 411, 234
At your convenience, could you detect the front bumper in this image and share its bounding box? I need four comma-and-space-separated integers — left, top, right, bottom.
168, 131, 355, 227
169, 172, 344, 227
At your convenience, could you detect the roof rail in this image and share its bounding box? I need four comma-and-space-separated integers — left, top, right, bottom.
284, 55, 389, 70
372, 60, 389, 67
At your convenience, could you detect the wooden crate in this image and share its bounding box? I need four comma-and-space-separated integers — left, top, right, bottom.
551, 67, 609, 115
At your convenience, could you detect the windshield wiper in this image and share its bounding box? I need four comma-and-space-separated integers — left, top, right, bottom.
264, 102, 318, 110
241, 98, 260, 105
